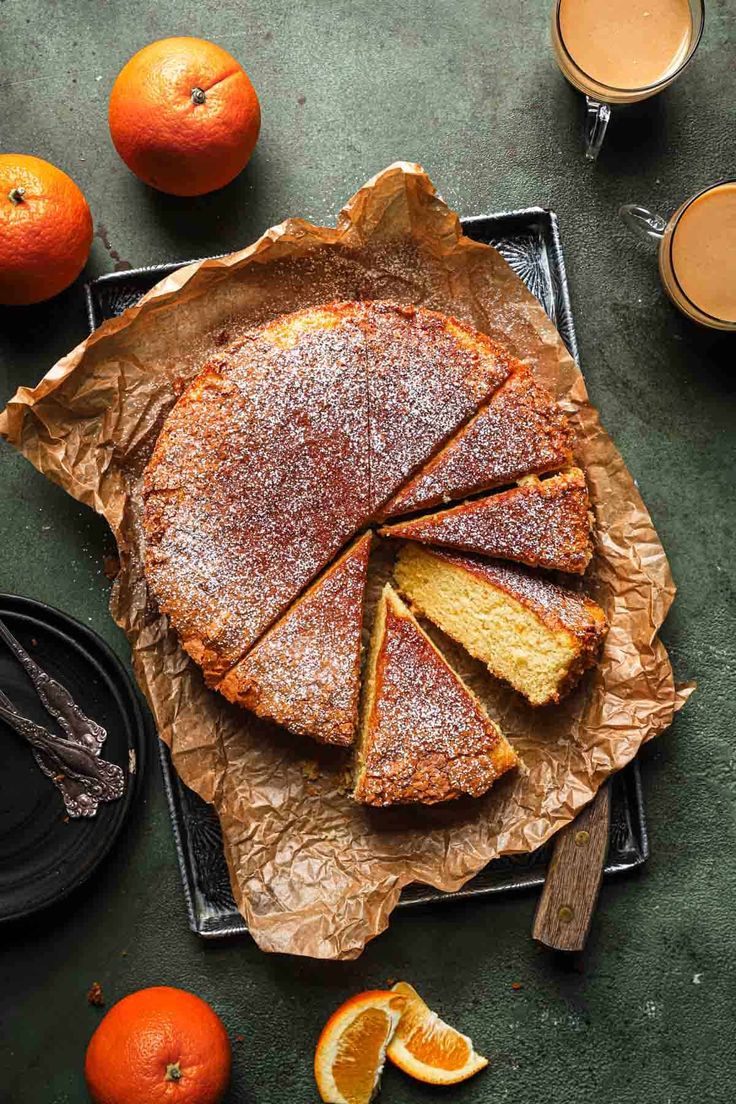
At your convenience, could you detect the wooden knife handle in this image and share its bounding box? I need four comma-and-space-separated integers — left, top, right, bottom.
532, 783, 611, 952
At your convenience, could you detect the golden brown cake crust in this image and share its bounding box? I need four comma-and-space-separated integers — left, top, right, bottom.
381, 469, 594, 574
143, 301, 510, 685
382, 363, 575, 518
217, 534, 371, 746
143, 306, 370, 684
354, 587, 517, 806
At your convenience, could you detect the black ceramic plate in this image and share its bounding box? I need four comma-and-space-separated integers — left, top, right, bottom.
85, 210, 648, 938
0, 595, 146, 923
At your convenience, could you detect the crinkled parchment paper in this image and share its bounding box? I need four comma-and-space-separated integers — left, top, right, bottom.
0, 163, 692, 959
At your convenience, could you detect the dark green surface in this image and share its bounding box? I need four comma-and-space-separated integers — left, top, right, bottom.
1, 2, 735, 1102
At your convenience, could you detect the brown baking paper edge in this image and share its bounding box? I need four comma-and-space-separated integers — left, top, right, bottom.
0, 163, 693, 959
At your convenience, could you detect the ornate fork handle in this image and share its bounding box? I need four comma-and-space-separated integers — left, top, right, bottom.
0, 700, 124, 817
0, 618, 106, 752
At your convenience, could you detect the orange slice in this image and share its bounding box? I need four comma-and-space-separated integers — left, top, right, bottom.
386, 981, 488, 1085
314, 989, 406, 1104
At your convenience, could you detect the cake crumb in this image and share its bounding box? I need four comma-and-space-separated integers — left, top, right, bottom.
87, 982, 105, 1007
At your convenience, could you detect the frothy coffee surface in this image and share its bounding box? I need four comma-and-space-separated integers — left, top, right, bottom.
559, 0, 692, 90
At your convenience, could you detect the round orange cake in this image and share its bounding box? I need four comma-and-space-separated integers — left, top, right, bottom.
143, 299, 606, 795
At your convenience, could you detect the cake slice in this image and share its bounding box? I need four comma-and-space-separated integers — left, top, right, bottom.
382, 365, 575, 518
394, 544, 608, 707
353, 584, 517, 806
381, 469, 593, 575
143, 304, 374, 684
218, 533, 372, 746
362, 303, 512, 512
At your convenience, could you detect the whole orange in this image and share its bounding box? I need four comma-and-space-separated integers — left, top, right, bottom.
109, 36, 261, 196
0, 154, 93, 306
84, 986, 232, 1104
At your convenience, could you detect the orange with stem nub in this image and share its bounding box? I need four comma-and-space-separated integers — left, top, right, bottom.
84, 986, 232, 1104
109, 36, 261, 196
0, 154, 92, 306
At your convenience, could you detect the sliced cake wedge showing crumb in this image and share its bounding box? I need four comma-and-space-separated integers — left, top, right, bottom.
353, 584, 517, 806
393, 544, 608, 707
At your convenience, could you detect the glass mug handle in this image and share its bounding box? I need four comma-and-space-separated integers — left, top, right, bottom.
619, 204, 668, 243
584, 97, 612, 161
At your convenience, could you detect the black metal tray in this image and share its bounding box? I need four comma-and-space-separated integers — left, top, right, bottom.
85, 209, 647, 938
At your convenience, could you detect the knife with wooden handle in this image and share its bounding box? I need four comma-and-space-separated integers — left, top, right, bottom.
532, 783, 611, 951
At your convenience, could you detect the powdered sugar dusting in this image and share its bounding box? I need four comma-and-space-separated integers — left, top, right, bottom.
144, 306, 371, 679
383, 470, 593, 574
357, 589, 516, 805
384, 365, 575, 516
363, 303, 510, 510
143, 301, 511, 683
221, 534, 371, 745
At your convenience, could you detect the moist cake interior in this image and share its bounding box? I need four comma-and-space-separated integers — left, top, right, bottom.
393, 543, 607, 707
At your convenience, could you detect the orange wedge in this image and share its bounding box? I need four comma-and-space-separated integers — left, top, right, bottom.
386, 981, 488, 1085
314, 990, 406, 1104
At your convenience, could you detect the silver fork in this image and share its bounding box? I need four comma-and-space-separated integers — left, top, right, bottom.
0, 618, 125, 818
0, 692, 124, 818
0, 618, 106, 753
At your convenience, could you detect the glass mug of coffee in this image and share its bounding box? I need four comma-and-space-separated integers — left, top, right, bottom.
551, 0, 705, 160
620, 181, 736, 331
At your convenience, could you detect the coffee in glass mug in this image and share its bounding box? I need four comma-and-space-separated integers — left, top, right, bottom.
621, 181, 736, 331
551, 0, 704, 159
